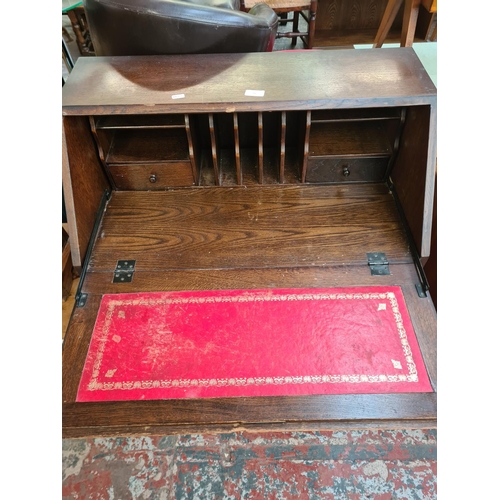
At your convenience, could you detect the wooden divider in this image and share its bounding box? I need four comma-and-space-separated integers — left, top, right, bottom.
301, 111, 312, 183
185, 114, 199, 185
208, 113, 220, 186
280, 112, 286, 184
258, 112, 264, 184
86, 107, 413, 189
233, 113, 242, 185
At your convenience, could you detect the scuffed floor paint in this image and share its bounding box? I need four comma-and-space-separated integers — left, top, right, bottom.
62, 429, 436, 499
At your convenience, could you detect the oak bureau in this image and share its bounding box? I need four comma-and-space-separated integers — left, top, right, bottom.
62, 48, 437, 438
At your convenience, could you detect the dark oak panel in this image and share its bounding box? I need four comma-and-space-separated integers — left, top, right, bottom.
62, 49, 436, 115
109, 162, 195, 189
390, 104, 436, 258
62, 419, 437, 439
107, 128, 189, 164
62, 294, 103, 402
95, 114, 185, 129
308, 121, 394, 157
82, 262, 430, 295
306, 156, 388, 183
311, 108, 402, 121
63, 393, 436, 437
62, 116, 111, 270
87, 186, 411, 272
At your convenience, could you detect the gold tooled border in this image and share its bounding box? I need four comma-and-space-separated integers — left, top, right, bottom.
87, 292, 419, 392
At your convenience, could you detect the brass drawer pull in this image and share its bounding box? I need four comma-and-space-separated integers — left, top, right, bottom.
342, 166, 350, 177
149, 174, 157, 183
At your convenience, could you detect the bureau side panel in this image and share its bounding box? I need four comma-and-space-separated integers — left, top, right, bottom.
390, 103, 436, 259
62, 116, 110, 270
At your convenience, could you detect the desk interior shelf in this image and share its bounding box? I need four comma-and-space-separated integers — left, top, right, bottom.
304, 108, 404, 183
90, 114, 197, 189
89, 108, 407, 188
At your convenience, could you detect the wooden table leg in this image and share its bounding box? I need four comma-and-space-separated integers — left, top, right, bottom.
401, 0, 421, 47
373, 0, 404, 48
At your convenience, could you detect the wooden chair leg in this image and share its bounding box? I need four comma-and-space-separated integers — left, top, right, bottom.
307, 0, 318, 49
373, 0, 404, 48
66, 10, 87, 53
401, 0, 421, 47
291, 11, 299, 46
429, 22, 437, 42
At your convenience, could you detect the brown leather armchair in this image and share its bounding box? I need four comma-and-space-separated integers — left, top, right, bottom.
83, 0, 279, 56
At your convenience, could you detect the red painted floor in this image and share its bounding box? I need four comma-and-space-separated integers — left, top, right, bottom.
62, 428, 436, 499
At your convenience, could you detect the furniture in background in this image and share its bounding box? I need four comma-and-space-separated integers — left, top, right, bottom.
62, 49, 437, 437
240, 0, 317, 48
83, 0, 278, 56
373, 0, 437, 47
62, 1, 79, 79
62, 37, 73, 75
62, 0, 94, 56
313, 0, 436, 48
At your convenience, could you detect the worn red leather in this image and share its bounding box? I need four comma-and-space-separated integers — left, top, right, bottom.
77, 287, 432, 401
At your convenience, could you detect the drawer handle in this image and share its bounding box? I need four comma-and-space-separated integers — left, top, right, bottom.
149, 174, 157, 183
342, 166, 350, 177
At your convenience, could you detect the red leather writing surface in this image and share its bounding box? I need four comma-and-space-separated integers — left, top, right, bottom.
76, 287, 432, 402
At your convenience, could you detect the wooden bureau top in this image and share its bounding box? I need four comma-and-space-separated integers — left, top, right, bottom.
62, 48, 436, 115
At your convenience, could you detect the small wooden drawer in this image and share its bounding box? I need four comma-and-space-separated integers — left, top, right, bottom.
109, 162, 195, 190
306, 157, 389, 183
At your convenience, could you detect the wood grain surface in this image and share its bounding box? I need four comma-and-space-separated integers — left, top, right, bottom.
63, 392, 436, 438
63, 190, 436, 437
86, 185, 412, 272
62, 418, 437, 439
109, 162, 195, 189
107, 129, 190, 163
316, 0, 392, 32
62, 116, 111, 270
308, 121, 394, 157
62, 49, 436, 116
64, 259, 436, 437
313, 0, 435, 47
62, 49, 437, 438
81, 261, 424, 295
390, 104, 436, 258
